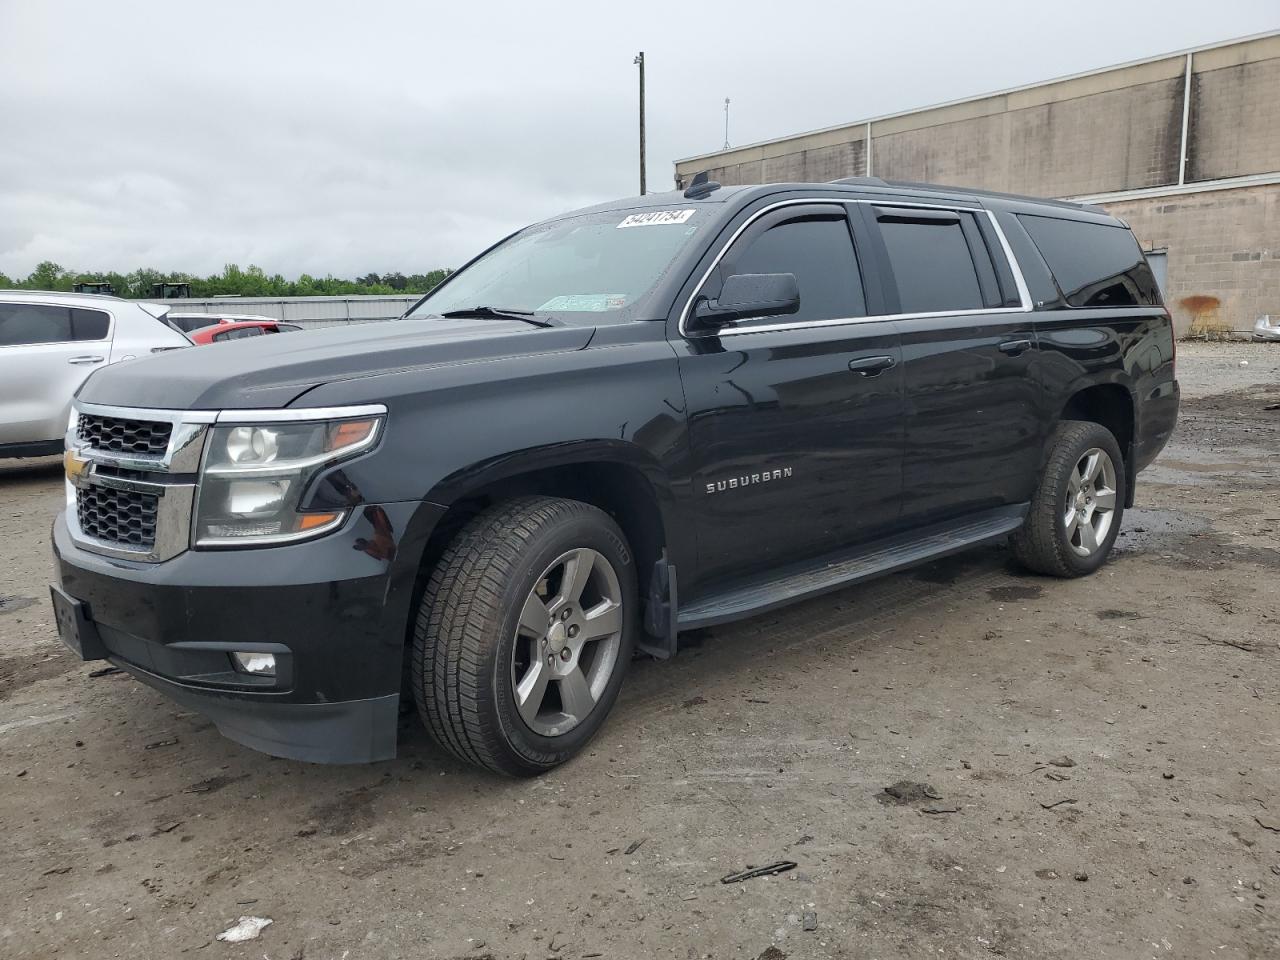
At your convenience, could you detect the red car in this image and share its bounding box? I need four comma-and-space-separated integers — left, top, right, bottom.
186, 320, 301, 345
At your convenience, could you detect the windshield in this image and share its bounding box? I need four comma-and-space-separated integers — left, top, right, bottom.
407, 207, 705, 321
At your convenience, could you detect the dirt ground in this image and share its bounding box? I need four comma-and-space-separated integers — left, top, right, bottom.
2, 341, 1278, 960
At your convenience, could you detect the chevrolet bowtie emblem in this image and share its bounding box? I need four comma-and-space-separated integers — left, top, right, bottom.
64, 449, 91, 484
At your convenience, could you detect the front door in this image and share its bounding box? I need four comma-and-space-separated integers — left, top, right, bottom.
674, 203, 905, 587
865, 203, 1044, 524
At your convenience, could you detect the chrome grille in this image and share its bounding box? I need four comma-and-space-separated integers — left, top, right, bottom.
75, 485, 160, 550
77, 414, 173, 456
66, 402, 211, 563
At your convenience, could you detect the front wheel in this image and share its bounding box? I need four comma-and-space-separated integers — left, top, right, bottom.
412, 496, 636, 776
1011, 420, 1126, 578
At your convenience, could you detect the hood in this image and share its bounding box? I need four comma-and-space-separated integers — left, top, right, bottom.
77, 318, 595, 410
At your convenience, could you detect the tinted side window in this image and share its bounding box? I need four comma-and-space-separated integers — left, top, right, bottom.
877, 214, 984, 313
0, 303, 74, 346
1018, 214, 1161, 308
725, 215, 865, 324
996, 211, 1062, 308
71, 308, 110, 341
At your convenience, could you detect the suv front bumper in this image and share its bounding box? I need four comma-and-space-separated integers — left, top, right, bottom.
51, 500, 441, 763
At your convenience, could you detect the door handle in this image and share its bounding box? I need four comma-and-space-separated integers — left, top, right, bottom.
67, 355, 105, 365
848, 355, 897, 377
998, 339, 1033, 356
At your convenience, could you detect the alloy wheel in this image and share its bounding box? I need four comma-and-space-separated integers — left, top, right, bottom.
510, 548, 624, 737
1064, 447, 1118, 557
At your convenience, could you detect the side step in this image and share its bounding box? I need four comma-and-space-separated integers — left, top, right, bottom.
676, 504, 1027, 631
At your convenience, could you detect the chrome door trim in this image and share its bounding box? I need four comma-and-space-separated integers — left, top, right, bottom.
677, 197, 1034, 338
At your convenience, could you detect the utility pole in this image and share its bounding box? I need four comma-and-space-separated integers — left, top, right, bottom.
723, 97, 731, 150
634, 51, 646, 195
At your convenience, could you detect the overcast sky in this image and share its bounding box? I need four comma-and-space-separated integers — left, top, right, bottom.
1, 0, 1276, 279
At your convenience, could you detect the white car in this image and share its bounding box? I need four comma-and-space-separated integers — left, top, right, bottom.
0, 291, 190, 458
1253, 315, 1279, 342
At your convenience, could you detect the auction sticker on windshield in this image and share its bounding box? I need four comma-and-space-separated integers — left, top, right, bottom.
617, 209, 696, 228
537, 294, 628, 312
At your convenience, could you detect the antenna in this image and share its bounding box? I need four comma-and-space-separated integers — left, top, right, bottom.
723, 98, 731, 150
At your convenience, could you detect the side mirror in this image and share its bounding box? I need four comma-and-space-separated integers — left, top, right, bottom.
694, 273, 800, 325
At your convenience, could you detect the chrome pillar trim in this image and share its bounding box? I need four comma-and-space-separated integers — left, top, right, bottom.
983, 210, 1033, 311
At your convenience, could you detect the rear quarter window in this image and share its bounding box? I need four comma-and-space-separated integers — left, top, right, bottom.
71, 308, 110, 340
1018, 215, 1162, 308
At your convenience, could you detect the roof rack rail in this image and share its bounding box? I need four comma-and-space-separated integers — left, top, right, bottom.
829, 176, 888, 186
881, 179, 1102, 212
684, 171, 722, 200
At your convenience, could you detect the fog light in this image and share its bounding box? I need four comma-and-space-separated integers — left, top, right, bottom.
231, 652, 276, 677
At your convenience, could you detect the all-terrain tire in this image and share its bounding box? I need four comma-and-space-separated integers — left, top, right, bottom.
1011, 420, 1127, 578
411, 496, 637, 776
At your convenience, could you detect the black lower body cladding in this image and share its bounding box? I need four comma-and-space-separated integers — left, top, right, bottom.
50, 501, 444, 763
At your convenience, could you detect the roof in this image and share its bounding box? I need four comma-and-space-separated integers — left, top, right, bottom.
865, 178, 1104, 214
653, 179, 1112, 220
536, 184, 754, 225
0, 289, 128, 304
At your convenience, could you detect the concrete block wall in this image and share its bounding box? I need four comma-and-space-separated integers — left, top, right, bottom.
1106, 184, 1280, 337
677, 35, 1279, 196
1189, 54, 1280, 181
676, 33, 1280, 339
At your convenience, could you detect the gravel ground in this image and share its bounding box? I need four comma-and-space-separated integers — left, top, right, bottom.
1, 341, 1278, 960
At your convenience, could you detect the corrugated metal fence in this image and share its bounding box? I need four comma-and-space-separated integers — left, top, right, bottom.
143, 295, 421, 327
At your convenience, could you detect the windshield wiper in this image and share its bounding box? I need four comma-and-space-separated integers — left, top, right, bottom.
438, 306, 557, 328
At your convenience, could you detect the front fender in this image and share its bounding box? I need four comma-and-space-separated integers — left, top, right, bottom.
294, 329, 694, 573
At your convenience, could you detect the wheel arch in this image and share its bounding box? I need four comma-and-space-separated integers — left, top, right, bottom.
1056, 380, 1137, 507
410, 440, 685, 647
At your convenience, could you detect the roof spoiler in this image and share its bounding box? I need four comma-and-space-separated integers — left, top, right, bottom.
136, 302, 172, 320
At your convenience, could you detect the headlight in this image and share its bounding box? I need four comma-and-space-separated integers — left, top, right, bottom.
193, 407, 384, 547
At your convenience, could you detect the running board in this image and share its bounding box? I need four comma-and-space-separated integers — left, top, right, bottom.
676, 504, 1027, 631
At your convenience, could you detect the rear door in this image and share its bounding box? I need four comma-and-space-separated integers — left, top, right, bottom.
675, 202, 904, 586
0, 302, 112, 446
863, 203, 1043, 524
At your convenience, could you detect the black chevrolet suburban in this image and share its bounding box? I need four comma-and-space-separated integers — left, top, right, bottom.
51, 177, 1179, 775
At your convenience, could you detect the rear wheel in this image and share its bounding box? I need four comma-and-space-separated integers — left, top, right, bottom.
412, 496, 636, 776
1011, 420, 1126, 578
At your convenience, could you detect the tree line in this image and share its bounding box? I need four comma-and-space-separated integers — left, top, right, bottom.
0, 261, 452, 298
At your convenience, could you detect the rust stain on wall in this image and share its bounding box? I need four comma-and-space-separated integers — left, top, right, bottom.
1180, 295, 1231, 338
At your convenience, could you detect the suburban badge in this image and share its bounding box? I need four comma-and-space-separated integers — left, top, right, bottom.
706, 466, 793, 495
